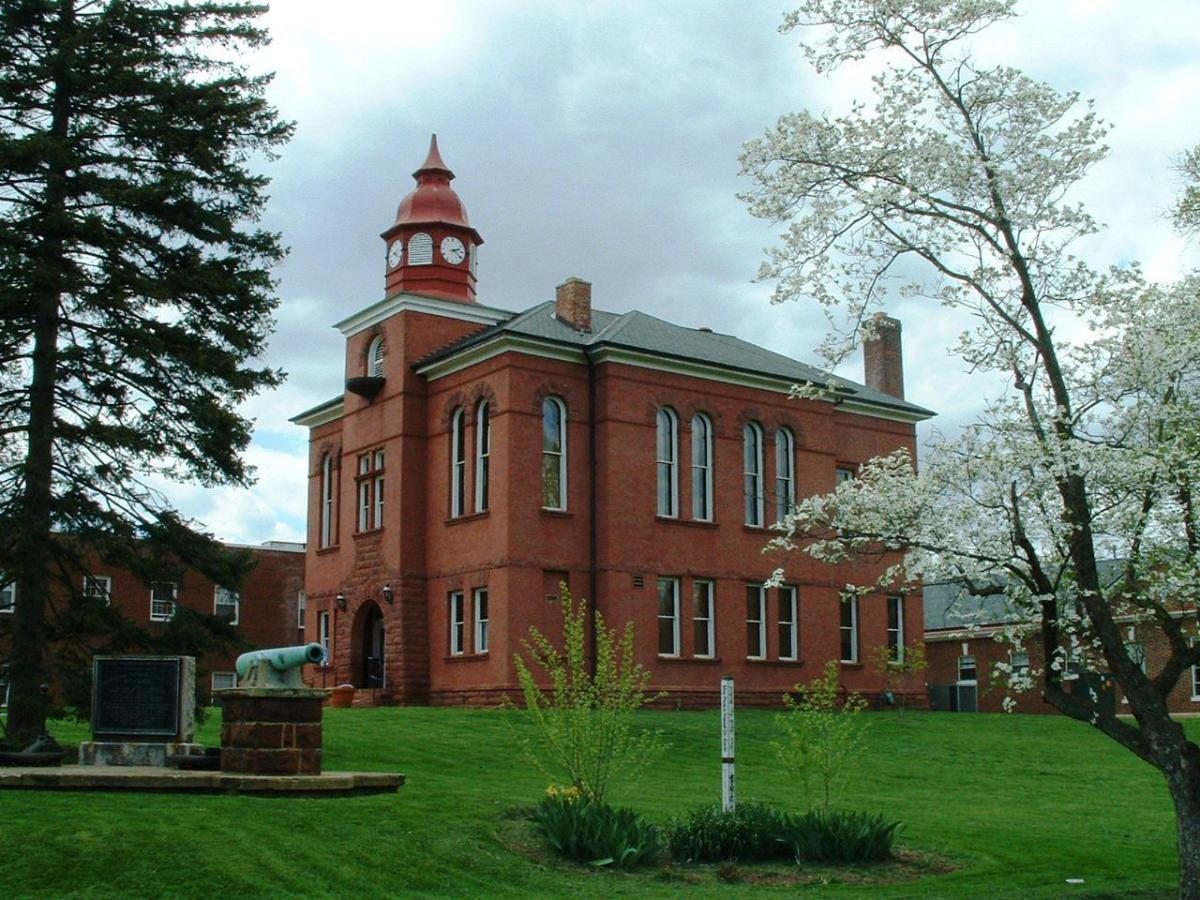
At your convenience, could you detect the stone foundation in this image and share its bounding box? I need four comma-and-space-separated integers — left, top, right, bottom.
218, 688, 330, 776
79, 741, 203, 767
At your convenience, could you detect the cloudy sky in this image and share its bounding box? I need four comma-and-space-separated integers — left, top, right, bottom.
179, 0, 1200, 545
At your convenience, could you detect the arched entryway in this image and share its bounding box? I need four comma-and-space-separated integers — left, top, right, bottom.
353, 602, 386, 689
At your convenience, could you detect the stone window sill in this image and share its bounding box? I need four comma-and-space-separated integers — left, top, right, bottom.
445, 652, 489, 663
655, 517, 719, 529
540, 508, 572, 519
657, 655, 723, 665
352, 528, 384, 539
446, 511, 489, 526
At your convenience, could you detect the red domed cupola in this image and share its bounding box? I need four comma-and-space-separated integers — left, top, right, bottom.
381, 135, 484, 303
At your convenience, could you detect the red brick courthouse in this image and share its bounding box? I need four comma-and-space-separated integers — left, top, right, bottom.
291, 137, 934, 707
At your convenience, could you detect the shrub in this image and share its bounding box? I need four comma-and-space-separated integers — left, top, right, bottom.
512, 585, 664, 803
781, 809, 902, 864
775, 659, 868, 809
665, 801, 793, 864
531, 788, 664, 869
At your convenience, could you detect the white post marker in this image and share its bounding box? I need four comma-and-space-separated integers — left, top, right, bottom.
721, 675, 735, 812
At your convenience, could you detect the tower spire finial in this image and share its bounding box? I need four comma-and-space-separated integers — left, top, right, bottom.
414, 133, 452, 179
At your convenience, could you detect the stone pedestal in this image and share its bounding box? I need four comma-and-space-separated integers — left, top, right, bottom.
79, 741, 203, 767
218, 688, 330, 776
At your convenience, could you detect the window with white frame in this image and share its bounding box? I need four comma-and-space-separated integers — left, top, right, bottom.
356, 450, 385, 531
474, 587, 489, 654
840, 595, 859, 663
297, 591, 306, 632
693, 579, 715, 658
1126, 640, 1147, 674
1009, 650, 1029, 676
775, 427, 795, 520
656, 408, 678, 517
1192, 665, 1200, 701
743, 422, 764, 526
408, 232, 433, 265
320, 453, 335, 548
887, 595, 904, 663
778, 585, 798, 660
367, 334, 385, 377
150, 581, 177, 621
214, 586, 239, 624
0, 578, 14, 613
958, 654, 977, 682
835, 465, 856, 484
318, 611, 331, 662
358, 454, 371, 530
542, 396, 567, 510
449, 591, 466, 655
374, 450, 385, 526
212, 671, 237, 692
657, 577, 681, 656
691, 414, 713, 521
475, 400, 490, 513
83, 575, 112, 605
450, 407, 466, 517
746, 584, 766, 659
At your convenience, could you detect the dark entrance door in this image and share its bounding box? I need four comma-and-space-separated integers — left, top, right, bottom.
362, 605, 384, 688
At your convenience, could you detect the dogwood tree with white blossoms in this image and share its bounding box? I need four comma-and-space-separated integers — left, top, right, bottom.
741, 1, 1200, 894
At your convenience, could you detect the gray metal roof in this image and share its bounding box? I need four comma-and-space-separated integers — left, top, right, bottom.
419, 301, 934, 418
924, 560, 1128, 631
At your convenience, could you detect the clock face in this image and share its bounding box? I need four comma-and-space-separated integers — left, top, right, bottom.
440, 236, 466, 265
387, 240, 403, 268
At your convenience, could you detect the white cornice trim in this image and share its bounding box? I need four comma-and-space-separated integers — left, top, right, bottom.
290, 398, 344, 428
334, 292, 513, 337
416, 334, 586, 379
417, 335, 926, 423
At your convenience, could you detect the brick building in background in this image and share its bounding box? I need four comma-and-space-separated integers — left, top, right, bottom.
292, 136, 934, 708
924, 575, 1200, 715
0, 541, 304, 703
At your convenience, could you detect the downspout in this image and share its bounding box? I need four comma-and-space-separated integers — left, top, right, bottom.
586, 347, 599, 678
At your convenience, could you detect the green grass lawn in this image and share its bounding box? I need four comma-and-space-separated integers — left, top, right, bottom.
0, 708, 1182, 898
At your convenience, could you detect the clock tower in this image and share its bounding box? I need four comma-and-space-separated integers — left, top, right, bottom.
381, 135, 484, 303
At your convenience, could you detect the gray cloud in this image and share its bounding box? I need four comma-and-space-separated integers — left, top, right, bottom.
182, 0, 1199, 542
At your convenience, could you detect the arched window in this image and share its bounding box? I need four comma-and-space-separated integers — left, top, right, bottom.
542, 396, 567, 510
743, 422, 764, 526
409, 232, 433, 265
450, 407, 466, 517
656, 407, 678, 517
775, 426, 795, 520
320, 453, 334, 547
475, 400, 490, 513
691, 413, 713, 521
367, 335, 385, 377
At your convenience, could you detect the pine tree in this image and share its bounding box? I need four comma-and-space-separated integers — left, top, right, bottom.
0, 1, 292, 743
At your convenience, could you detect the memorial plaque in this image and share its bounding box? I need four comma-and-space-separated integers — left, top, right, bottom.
92, 657, 182, 739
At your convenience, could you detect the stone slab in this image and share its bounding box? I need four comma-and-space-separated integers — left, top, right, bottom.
79, 741, 203, 767
0, 765, 403, 796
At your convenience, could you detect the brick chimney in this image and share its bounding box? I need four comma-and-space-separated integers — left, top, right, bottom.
555, 277, 592, 332
863, 313, 904, 400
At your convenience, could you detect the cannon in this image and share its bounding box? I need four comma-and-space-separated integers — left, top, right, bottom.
235, 643, 326, 690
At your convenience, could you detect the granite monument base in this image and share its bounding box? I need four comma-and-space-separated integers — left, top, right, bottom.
80, 741, 204, 767
218, 688, 330, 776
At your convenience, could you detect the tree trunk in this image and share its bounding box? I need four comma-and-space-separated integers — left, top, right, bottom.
6, 1, 73, 747
1169, 744, 1200, 900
